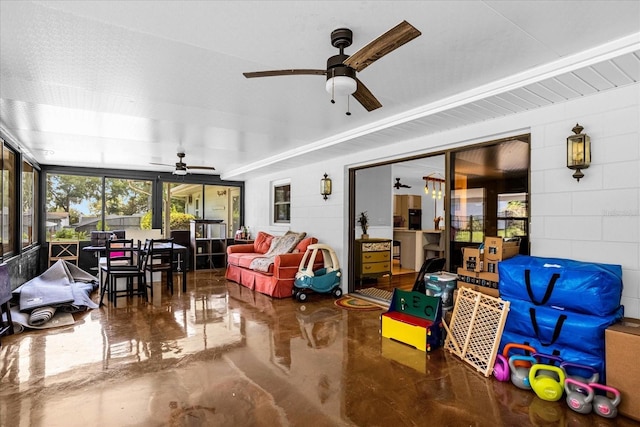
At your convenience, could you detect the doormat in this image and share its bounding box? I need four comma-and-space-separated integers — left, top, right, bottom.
334, 296, 383, 311
352, 287, 393, 308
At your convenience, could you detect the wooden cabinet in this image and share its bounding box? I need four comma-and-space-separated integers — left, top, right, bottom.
355, 238, 392, 284
393, 195, 408, 217
393, 195, 422, 226
190, 220, 227, 270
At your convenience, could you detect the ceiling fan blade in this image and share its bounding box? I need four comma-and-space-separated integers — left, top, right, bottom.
150, 162, 174, 167
243, 69, 326, 78
353, 78, 382, 112
186, 166, 216, 171
343, 20, 421, 72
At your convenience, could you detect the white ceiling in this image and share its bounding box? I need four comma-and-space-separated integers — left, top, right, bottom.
1, 1, 639, 180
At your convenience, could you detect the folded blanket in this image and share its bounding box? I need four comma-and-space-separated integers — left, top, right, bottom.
29, 306, 56, 326
250, 231, 306, 272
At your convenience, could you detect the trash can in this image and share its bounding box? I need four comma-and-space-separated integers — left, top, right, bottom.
424, 272, 457, 312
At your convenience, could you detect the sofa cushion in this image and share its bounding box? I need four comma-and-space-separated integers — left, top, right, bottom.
228, 252, 262, 268
294, 237, 316, 254
253, 231, 274, 254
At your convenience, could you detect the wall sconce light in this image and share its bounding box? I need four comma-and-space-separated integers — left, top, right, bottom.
567, 123, 591, 182
320, 173, 332, 200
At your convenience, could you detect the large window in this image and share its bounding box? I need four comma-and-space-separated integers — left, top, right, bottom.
46, 174, 101, 241
46, 174, 153, 240
45, 170, 243, 244
2, 144, 16, 256
273, 183, 290, 224
104, 178, 152, 231
162, 183, 235, 237
22, 160, 38, 248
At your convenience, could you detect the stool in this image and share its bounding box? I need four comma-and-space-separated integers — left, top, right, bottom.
392, 240, 401, 266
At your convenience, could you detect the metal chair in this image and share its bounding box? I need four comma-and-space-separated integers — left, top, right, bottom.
100, 239, 147, 307
143, 238, 175, 295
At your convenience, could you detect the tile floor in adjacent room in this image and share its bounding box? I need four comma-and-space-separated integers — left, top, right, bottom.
0, 270, 636, 427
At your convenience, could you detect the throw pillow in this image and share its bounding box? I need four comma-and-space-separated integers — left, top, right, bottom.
253, 232, 274, 254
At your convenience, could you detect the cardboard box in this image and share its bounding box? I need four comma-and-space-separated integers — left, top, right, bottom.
606, 318, 640, 421
457, 281, 499, 298
457, 267, 478, 284
484, 236, 520, 262
462, 247, 483, 272
456, 268, 499, 289
485, 259, 499, 274
477, 271, 499, 289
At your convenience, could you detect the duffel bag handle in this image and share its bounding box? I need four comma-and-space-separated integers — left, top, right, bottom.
529, 307, 567, 347
525, 270, 561, 305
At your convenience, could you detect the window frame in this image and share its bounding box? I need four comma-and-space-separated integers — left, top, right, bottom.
273, 181, 291, 224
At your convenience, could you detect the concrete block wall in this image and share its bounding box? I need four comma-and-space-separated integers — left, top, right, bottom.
245, 83, 640, 319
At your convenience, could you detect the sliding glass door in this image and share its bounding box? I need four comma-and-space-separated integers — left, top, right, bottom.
449, 136, 530, 269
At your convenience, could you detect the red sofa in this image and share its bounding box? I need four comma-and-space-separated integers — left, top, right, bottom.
226, 231, 321, 298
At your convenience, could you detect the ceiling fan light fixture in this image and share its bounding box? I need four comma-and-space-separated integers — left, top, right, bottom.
173, 168, 188, 176
325, 75, 357, 96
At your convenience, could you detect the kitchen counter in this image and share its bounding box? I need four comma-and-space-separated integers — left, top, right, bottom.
393, 229, 445, 271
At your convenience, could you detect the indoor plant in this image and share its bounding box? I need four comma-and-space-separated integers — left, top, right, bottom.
358, 211, 369, 239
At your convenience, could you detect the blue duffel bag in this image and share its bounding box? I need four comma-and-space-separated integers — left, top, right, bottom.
499, 329, 607, 381
498, 255, 623, 315
502, 298, 623, 359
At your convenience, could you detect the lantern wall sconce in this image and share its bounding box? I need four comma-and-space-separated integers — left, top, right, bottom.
320, 173, 332, 200
567, 123, 591, 182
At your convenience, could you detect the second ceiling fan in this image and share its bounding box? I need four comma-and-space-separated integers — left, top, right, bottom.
150, 148, 216, 176
243, 21, 421, 113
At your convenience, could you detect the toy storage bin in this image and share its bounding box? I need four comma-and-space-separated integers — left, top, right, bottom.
424, 271, 457, 311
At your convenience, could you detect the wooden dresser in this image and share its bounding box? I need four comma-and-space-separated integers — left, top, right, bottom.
355, 238, 392, 284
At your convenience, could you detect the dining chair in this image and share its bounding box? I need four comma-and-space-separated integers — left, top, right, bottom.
100, 239, 147, 307
143, 238, 175, 295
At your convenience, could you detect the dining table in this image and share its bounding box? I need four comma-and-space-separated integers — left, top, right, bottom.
83, 242, 189, 292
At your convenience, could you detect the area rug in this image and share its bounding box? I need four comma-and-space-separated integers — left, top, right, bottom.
334, 296, 383, 311
6, 306, 76, 333
352, 287, 393, 308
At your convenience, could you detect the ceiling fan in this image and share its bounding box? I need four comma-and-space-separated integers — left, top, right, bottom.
394, 178, 411, 189
150, 148, 216, 176
243, 20, 421, 113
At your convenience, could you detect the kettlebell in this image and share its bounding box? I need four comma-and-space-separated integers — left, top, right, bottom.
508, 355, 536, 390
532, 353, 563, 379
564, 378, 594, 414
529, 364, 565, 401
493, 354, 510, 382
590, 383, 621, 419
503, 343, 537, 369
560, 361, 600, 385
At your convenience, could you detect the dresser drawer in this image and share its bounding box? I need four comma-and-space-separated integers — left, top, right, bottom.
362, 262, 391, 274
362, 251, 390, 263
362, 241, 391, 252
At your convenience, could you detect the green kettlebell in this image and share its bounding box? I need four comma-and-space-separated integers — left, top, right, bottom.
530, 364, 566, 402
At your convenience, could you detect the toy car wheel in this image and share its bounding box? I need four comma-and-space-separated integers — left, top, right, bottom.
297, 292, 307, 302
332, 288, 343, 298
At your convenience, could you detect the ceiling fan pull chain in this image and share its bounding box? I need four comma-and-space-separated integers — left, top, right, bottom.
346, 95, 351, 116
330, 68, 336, 104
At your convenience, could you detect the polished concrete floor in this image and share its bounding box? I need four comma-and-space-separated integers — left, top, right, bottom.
1, 270, 637, 427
